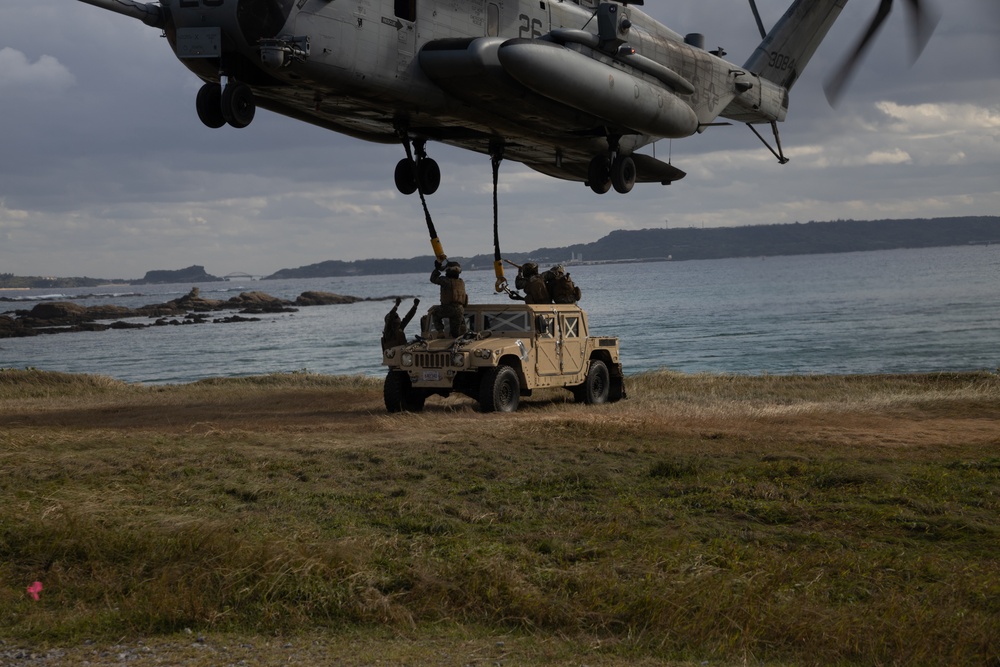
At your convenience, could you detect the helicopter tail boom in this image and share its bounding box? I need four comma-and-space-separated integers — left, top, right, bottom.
77, 0, 164, 29
743, 0, 848, 91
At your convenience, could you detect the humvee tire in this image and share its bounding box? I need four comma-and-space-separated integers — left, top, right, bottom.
582, 359, 610, 404
608, 373, 626, 403
479, 365, 520, 413
384, 370, 426, 413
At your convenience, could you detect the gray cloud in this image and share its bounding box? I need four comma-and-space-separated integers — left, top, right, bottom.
0, 47, 74, 90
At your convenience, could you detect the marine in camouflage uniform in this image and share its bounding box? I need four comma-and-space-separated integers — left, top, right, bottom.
430, 260, 468, 337
381, 296, 420, 350
514, 262, 551, 304
544, 265, 582, 304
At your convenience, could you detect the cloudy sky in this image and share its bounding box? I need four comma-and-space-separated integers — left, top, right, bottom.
1, 0, 998, 279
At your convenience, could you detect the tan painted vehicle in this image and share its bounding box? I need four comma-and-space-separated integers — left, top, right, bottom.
382, 302, 625, 413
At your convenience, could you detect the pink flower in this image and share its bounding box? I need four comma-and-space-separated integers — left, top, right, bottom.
27, 581, 43, 601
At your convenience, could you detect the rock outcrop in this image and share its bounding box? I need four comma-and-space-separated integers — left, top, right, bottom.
228, 291, 296, 313
0, 315, 30, 338
295, 291, 362, 306
1, 288, 396, 338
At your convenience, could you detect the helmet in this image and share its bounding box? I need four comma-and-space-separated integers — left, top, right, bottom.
522, 262, 538, 276
445, 261, 462, 276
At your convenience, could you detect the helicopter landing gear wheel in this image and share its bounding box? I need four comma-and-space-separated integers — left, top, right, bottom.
394, 158, 418, 195
394, 156, 440, 195
195, 83, 225, 129
416, 157, 440, 195
611, 155, 636, 194
587, 155, 612, 194
221, 82, 255, 129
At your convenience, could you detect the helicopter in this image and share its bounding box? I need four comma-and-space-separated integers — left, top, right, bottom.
77, 0, 936, 196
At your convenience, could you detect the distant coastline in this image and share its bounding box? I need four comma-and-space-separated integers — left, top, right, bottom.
262, 215, 1000, 279
3, 216, 997, 287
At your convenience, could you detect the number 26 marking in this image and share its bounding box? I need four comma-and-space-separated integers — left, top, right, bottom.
518, 14, 542, 39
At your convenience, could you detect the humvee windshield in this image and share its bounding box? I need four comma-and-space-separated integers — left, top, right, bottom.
481, 310, 531, 333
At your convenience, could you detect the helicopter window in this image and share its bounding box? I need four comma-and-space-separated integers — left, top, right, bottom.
487, 3, 499, 37
394, 0, 415, 22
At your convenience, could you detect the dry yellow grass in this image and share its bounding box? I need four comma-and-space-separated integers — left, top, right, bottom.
1, 368, 999, 666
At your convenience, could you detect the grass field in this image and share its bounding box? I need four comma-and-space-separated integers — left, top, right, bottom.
1, 368, 999, 666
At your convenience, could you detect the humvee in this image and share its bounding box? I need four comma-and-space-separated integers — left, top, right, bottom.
382, 302, 625, 412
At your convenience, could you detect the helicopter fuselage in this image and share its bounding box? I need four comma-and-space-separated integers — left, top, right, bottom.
159, 0, 783, 183
81, 0, 852, 193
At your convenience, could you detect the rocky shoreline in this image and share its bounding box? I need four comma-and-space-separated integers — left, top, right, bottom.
0, 287, 396, 339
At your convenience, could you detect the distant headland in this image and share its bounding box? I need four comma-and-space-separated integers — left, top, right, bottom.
134, 265, 223, 285
0, 265, 221, 289
264, 216, 1000, 279
2, 216, 997, 287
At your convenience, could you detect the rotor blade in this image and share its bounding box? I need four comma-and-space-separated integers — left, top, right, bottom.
902, 0, 941, 62
748, 0, 768, 39
823, 0, 894, 106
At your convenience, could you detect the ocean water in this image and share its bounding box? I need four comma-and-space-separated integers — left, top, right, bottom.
2, 245, 998, 384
